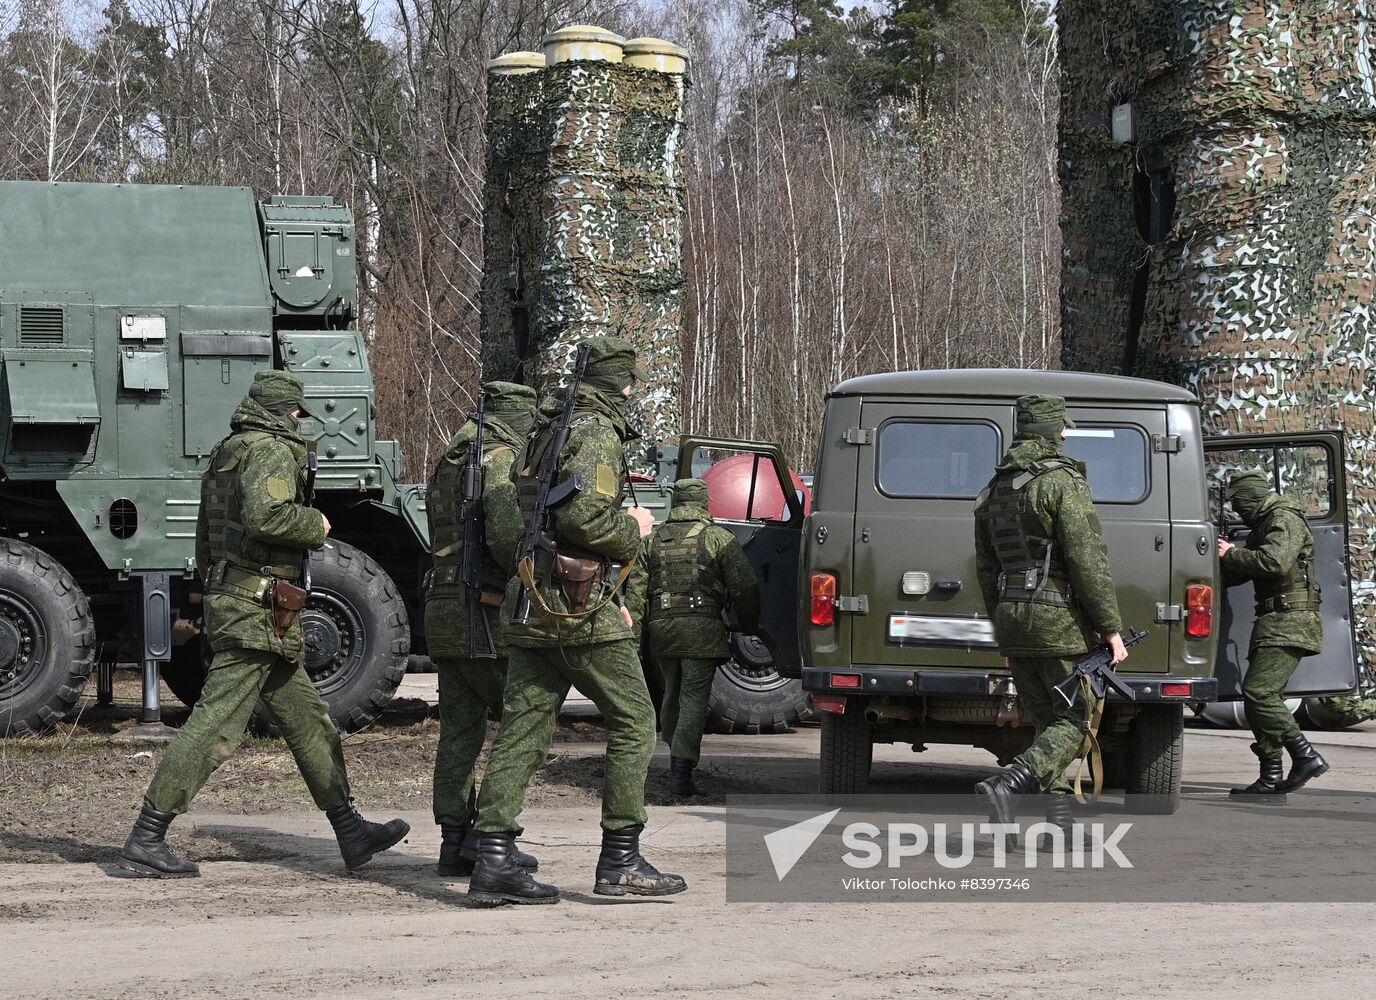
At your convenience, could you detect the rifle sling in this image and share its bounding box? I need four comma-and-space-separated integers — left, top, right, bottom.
516, 556, 635, 621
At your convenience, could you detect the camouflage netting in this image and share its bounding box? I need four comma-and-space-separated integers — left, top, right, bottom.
480, 51, 689, 468
1058, 1, 1376, 680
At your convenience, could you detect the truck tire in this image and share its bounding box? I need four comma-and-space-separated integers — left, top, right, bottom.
1125, 704, 1183, 814
0, 539, 95, 736
819, 705, 871, 794
253, 539, 410, 733
706, 660, 812, 734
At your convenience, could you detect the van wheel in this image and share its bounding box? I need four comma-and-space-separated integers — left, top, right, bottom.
1089, 747, 1129, 790
0, 540, 95, 736
706, 661, 811, 735
252, 540, 409, 734
820, 706, 871, 794
1126, 704, 1183, 814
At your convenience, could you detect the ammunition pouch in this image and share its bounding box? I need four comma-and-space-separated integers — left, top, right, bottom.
553, 553, 601, 614
1257, 589, 1322, 615
269, 579, 309, 639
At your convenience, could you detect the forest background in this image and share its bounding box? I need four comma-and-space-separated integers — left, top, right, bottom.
0, 0, 1059, 473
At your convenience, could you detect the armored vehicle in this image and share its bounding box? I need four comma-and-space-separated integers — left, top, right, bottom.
699, 370, 1358, 812
0, 180, 428, 736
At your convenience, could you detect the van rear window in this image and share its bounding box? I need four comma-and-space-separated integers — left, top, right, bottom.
1063, 426, 1148, 503
877, 421, 1000, 499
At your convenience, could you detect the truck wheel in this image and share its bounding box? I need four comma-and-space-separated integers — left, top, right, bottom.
1090, 748, 1129, 790
252, 540, 409, 733
819, 705, 871, 794
1125, 704, 1183, 814
0, 540, 95, 736
706, 660, 812, 734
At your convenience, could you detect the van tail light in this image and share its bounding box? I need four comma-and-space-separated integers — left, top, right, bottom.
812, 694, 847, 715
811, 573, 837, 626
1185, 583, 1214, 638
1161, 683, 1192, 698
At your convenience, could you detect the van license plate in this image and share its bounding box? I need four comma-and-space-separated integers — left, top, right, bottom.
889, 614, 996, 647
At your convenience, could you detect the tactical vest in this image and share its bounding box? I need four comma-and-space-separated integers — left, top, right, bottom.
201, 431, 302, 585
981, 458, 1079, 607
424, 440, 512, 600
647, 519, 722, 619
1253, 507, 1323, 615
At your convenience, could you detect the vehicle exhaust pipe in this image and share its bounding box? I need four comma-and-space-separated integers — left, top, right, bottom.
865, 703, 916, 724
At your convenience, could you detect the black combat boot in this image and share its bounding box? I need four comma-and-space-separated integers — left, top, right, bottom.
118, 805, 200, 879
1277, 735, 1330, 792
670, 757, 700, 798
974, 761, 1037, 826
438, 824, 473, 877
325, 801, 409, 870
594, 824, 688, 897
1038, 795, 1074, 854
467, 832, 560, 905
456, 827, 539, 872
1229, 757, 1286, 800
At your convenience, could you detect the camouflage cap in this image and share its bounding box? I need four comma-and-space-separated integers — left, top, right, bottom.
483, 381, 537, 413
672, 478, 710, 505
577, 336, 651, 383
248, 370, 320, 419
1226, 468, 1272, 503
1015, 393, 1076, 430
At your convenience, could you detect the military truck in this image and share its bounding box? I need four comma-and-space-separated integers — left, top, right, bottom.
0, 180, 428, 736
690, 370, 1359, 812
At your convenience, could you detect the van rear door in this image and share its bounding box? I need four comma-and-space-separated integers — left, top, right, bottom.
1203, 431, 1357, 698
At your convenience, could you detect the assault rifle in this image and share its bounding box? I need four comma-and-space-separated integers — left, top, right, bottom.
462, 391, 497, 659
302, 450, 318, 592
511, 343, 592, 626
1054, 626, 1150, 707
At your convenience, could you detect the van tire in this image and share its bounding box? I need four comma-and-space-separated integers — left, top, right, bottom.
706, 661, 811, 735
1126, 703, 1183, 814
820, 705, 871, 794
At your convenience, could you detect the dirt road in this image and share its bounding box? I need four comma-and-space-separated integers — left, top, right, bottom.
3, 705, 1375, 999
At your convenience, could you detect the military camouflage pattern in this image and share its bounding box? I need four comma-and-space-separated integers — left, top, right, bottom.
502, 382, 644, 648
480, 49, 689, 470
1009, 656, 1091, 795
195, 394, 326, 661
974, 434, 1124, 657
1223, 491, 1323, 654
1242, 645, 1306, 759
473, 640, 655, 833
655, 656, 720, 763
645, 503, 761, 659
430, 655, 507, 828
1058, 1, 1376, 682
144, 647, 349, 815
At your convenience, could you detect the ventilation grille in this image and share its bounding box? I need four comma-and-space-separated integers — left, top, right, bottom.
18, 306, 64, 345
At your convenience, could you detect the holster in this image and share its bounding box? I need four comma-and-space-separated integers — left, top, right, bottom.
269, 579, 309, 639
552, 553, 601, 614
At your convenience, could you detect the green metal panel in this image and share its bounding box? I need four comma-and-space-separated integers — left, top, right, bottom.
4, 353, 100, 424
258, 197, 357, 320
120, 349, 170, 392
55, 478, 200, 573
278, 330, 379, 484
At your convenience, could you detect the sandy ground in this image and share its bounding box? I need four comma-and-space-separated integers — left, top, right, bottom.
2, 679, 1375, 999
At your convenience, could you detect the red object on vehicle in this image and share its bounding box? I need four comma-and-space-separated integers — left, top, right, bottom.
701, 453, 811, 520
1185, 583, 1213, 638
1160, 682, 1192, 697
810, 573, 837, 626
830, 673, 861, 689
811, 694, 847, 715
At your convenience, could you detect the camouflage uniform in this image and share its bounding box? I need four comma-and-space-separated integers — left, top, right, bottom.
646, 479, 760, 792
121, 372, 407, 878
467, 337, 684, 905
973, 395, 1123, 820
1223, 469, 1329, 796
425, 383, 536, 852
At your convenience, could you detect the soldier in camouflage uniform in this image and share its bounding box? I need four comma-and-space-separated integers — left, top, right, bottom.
1220, 469, 1329, 797
425, 382, 541, 876
119, 372, 408, 878
646, 478, 760, 797
465, 337, 686, 905
972, 394, 1129, 833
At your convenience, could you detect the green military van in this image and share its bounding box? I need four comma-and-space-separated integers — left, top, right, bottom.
686, 369, 1359, 812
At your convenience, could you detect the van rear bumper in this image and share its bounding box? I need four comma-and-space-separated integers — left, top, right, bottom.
801, 667, 1217, 703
